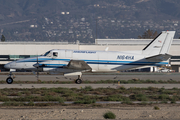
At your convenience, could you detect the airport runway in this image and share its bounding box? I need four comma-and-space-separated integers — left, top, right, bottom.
0, 84, 180, 89
0, 72, 180, 89
1, 72, 180, 82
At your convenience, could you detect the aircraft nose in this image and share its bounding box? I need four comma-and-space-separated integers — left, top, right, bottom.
4, 63, 10, 69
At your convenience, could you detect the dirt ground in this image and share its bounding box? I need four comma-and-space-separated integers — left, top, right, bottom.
0, 104, 180, 120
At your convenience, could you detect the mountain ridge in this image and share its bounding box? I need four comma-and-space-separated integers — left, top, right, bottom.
0, 0, 180, 42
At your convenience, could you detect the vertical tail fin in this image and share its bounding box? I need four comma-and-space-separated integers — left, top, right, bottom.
142, 31, 175, 56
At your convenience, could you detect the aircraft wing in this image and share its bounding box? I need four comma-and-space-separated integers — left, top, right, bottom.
64, 60, 92, 71
145, 54, 171, 62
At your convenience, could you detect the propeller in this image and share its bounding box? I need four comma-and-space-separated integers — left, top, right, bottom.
33, 55, 40, 80
36, 56, 39, 80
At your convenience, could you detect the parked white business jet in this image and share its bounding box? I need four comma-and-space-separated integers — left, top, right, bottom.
4, 31, 175, 84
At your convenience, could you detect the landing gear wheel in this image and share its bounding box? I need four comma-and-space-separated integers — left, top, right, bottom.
75, 79, 82, 84
6, 77, 13, 84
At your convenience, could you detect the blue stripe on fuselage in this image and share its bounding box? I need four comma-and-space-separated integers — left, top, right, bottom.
17, 58, 70, 63
17, 58, 168, 67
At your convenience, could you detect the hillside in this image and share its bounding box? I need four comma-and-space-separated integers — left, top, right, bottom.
0, 0, 180, 42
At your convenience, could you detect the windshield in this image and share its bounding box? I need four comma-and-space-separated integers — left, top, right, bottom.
43, 50, 51, 57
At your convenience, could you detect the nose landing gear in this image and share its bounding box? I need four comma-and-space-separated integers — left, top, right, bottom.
6, 77, 13, 84
6, 72, 14, 84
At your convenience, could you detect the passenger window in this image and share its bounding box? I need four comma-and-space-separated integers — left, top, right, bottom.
53, 52, 58, 57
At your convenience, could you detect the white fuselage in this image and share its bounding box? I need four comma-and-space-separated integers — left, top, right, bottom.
4, 49, 168, 73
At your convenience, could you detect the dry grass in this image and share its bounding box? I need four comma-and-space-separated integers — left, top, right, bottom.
0, 87, 179, 106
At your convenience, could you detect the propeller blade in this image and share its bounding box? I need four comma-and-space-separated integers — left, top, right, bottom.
37, 56, 39, 79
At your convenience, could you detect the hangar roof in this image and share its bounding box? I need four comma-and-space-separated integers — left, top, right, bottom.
95, 39, 180, 45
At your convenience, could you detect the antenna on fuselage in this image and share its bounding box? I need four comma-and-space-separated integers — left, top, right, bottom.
105, 47, 109, 51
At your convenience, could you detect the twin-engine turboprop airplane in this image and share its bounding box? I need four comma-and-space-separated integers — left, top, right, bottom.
4, 31, 175, 84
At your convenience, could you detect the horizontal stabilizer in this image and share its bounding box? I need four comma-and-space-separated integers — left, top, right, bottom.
145, 54, 171, 62
64, 60, 92, 71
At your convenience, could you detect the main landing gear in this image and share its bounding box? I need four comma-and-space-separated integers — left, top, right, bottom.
75, 75, 82, 84
6, 72, 14, 84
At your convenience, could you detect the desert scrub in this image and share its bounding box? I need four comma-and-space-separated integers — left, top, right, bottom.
27, 101, 35, 106
74, 96, 96, 104
158, 94, 169, 100
122, 97, 132, 104
154, 106, 160, 110
83, 86, 93, 91
58, 97, 64, 104
103, 111, 116, 119
129, 94, 149, 101
104, 94, 124, 101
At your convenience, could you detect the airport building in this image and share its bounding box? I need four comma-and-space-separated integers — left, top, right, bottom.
0, 39, 180, 72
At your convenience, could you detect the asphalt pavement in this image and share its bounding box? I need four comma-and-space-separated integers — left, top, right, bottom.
0, 72, 180, 89
0, 84, 179, 89
1, 72, 180, 82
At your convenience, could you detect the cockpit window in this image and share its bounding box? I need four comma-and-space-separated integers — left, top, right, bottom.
44, 51, 50, 56
43, 51, 51, 57
53, 52, 58, 57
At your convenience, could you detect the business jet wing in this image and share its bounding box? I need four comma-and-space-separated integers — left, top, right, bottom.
145, 54, 171, 62
64, 60, 92, 71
